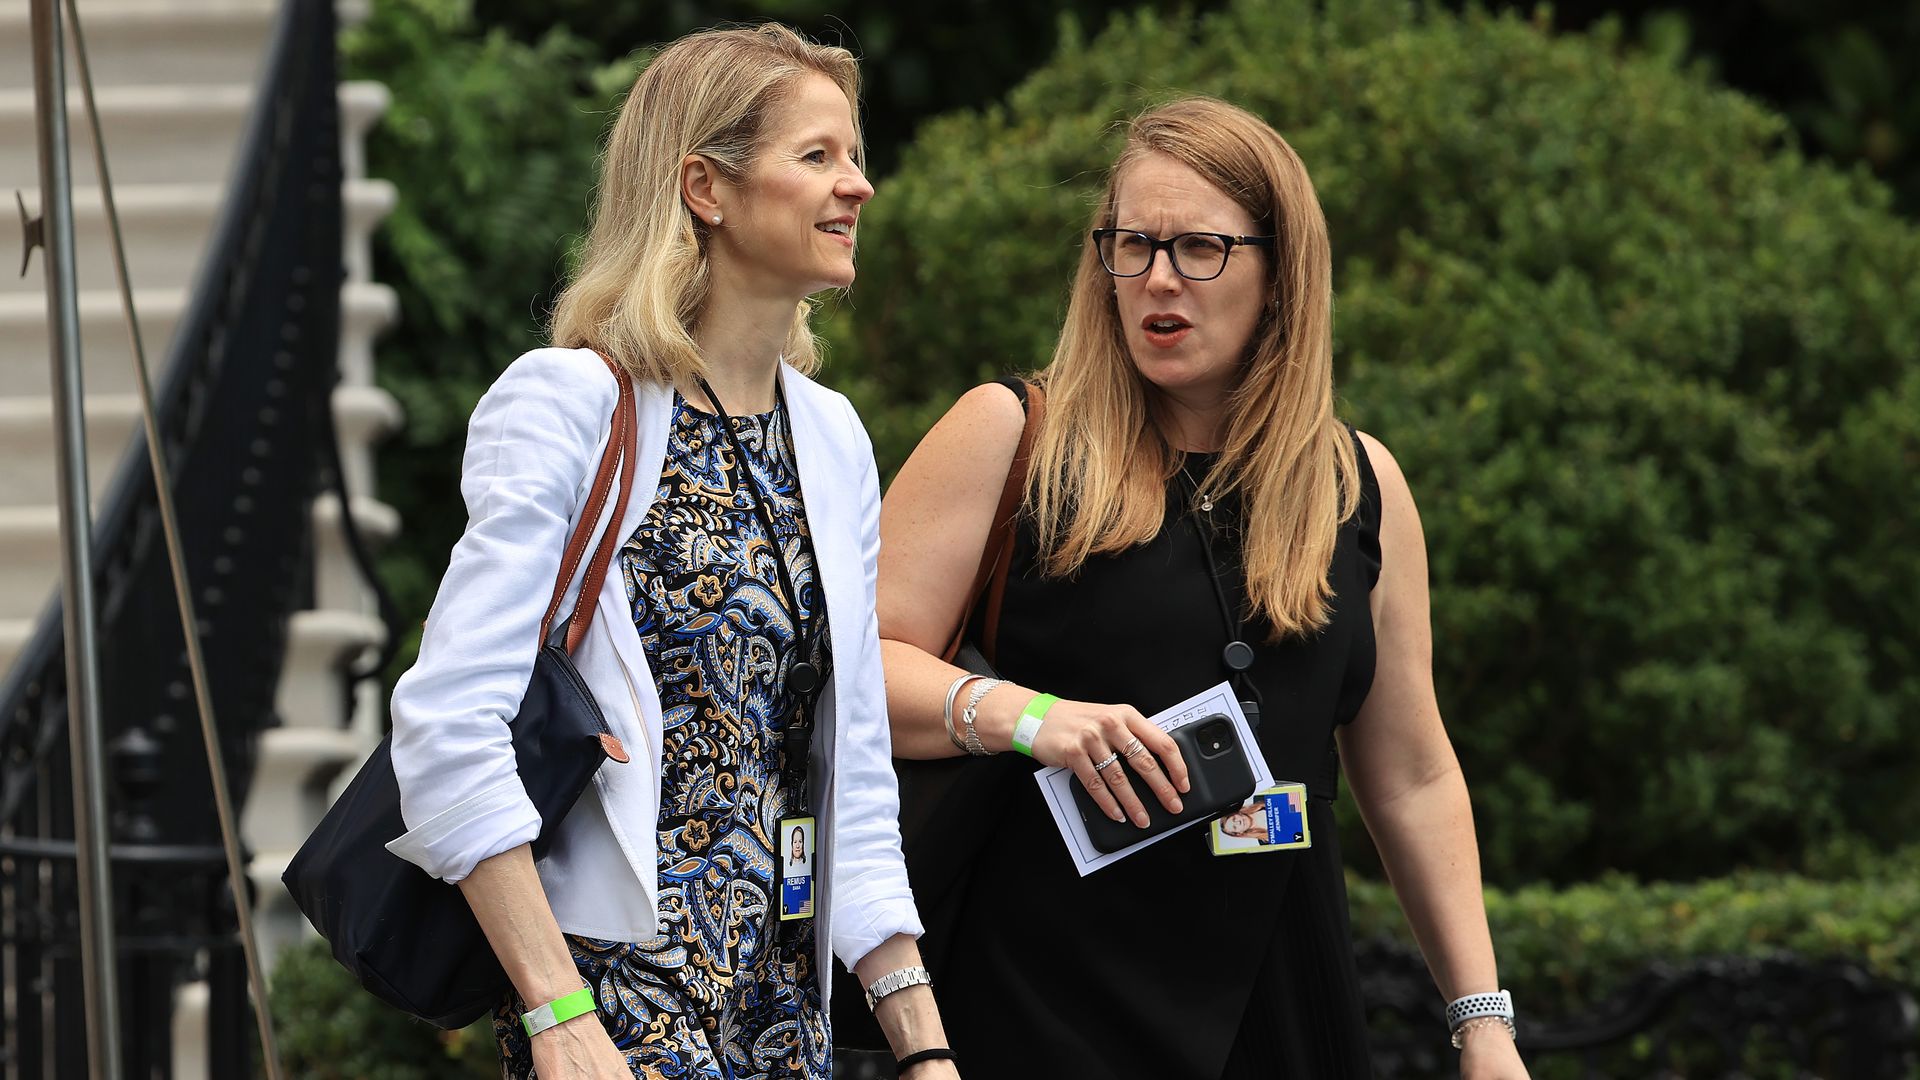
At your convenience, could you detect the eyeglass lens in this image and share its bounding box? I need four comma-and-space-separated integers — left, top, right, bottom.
1097, 231, 1231, 280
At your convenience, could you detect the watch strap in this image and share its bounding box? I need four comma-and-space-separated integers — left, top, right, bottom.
1446, 989, 1513, 1029
1446, 989, 1515, 1049
863, 965, 934, 1011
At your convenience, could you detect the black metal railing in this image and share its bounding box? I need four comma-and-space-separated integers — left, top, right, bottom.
1361, 939, 1920, 1079
0, 0, 342, 1073
828, 943, 1917, 1080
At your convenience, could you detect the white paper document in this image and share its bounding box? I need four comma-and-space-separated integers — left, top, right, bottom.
1034, 681, 1273, 877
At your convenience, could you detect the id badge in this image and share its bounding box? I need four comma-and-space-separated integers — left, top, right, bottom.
1208, 783, 1311, 855
777, 816, 816, 921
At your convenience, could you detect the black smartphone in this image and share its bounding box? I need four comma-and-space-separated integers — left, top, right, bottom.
1072, 713, 1257, 854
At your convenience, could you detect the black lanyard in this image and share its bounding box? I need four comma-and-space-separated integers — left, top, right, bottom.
1178, 463, 1266, 729
696, 377, 825, 812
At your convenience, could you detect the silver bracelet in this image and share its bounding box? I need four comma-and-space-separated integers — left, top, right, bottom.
960, 678, 1003, 756
1446, 989, 1515, 1049
864, 965, 933, 1011
942, 674, 984, 753
1450, 1015, 1515, 1049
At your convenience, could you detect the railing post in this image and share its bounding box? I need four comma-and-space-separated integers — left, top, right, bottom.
26, 0, 123, 1076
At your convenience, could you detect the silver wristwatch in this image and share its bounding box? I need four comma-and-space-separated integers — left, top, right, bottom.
864, 965, 934, 1011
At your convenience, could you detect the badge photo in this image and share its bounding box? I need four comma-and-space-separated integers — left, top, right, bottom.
1208, 783, 1311, 856
779, 816, 815, 920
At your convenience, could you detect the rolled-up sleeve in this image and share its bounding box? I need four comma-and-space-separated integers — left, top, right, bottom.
385, 348, 614, 883
827, 397, 925, 970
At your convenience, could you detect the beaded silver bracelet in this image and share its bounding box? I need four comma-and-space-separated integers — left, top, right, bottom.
1450, 1015, 1516, 1049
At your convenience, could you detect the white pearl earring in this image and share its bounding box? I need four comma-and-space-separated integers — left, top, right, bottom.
712, 214, 722, 225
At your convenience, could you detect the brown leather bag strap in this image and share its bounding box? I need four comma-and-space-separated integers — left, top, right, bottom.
538, 351, 637, 652
941, 381, 1046, 666
566, 364, 638, 652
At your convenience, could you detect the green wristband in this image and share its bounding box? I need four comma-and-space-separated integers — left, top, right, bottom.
521, 985, 595, 1037
1012, 693, 1058, 756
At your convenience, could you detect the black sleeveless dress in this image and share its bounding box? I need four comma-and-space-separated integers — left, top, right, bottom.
936, 427, 1383, 1079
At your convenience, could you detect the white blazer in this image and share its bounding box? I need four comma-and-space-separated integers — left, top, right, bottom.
385, 346, 922, 1002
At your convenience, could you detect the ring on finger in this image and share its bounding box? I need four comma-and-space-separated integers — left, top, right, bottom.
1122, 738, 1148, 759
1092, 751, 1122, 771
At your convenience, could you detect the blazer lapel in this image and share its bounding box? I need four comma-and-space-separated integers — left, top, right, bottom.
776, 366, 860, 996
778, 366, 858, 735
593, 376, 673, 756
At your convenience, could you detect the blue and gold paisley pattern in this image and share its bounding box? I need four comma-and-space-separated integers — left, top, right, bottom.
494, 392, 829, 1079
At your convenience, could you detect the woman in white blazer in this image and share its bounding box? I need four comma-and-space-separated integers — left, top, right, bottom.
383, 25, 957, 1080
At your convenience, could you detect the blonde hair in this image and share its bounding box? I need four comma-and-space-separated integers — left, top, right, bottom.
549, 23, 862, 383
1028, 97, 1359, 639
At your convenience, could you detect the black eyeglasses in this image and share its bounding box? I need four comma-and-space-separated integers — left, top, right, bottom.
1091, 228, 1276, 282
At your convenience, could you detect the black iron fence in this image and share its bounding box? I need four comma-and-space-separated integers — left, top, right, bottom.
0, 0, 341, 1074
1359, 939, 1919, 1079
833, 943, 1917, 1080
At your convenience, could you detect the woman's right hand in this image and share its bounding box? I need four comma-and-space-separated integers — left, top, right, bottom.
529, 1011, 631, 1078
1027, 698, 1191, 828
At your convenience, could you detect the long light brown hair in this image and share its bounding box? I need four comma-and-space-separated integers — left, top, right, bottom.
549, 24, 861, 383
1028, 97, 1359, 639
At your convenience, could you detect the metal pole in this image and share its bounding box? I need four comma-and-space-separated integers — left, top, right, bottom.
56, 0, 288, 1070
28, 0, 124, 1076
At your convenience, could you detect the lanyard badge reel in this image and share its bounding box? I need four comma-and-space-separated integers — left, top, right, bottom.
699, 379, 825, 928
1181, 466, 1314, 856
1182, 465, 1264, 729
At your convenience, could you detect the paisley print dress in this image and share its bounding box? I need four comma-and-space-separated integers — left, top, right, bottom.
494, 392, 830, 1079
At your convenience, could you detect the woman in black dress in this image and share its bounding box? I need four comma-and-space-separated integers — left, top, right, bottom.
874, 98, 1530, 1078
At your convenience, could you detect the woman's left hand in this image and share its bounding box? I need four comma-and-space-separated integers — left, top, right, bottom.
1458, 1022, 1529, 1079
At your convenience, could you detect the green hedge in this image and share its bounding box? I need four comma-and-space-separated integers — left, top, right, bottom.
269, 938, 494, 1079
270, 853, 1920, 1075
349, 0, 1920, 886
819, 0, 1920, 885
1346, 846, 1920, 1019
344, 0, 639, 686
1349, 851, 1920, 1076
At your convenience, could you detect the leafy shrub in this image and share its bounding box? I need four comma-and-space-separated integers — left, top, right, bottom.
821, 0, 1920, 885
1348, 848, 1920, 1020
270, 937, 495, 1079
348, 0, 1226, 680
266, 858, 1920, 1077
466, 0, 1231, 180
344, 0, 637, 679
